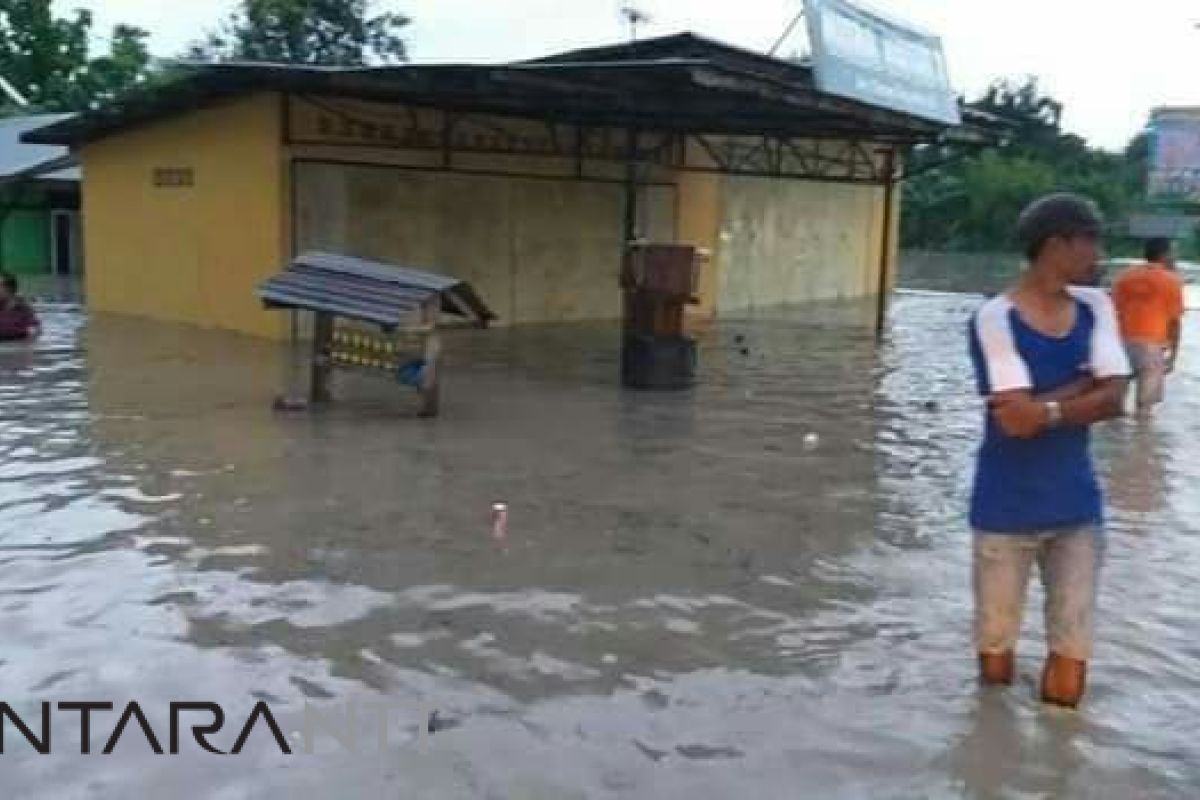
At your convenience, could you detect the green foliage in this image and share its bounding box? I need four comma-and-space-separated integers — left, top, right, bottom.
903, 78, 1151, 255
189, 0, 410, 66
0, 0, 152, 112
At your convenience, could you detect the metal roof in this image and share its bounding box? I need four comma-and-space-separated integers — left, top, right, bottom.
0, 113, 79, 182
23, 33, 993, 150
258, 252, 494, 330
0, 152, 81, 188
525, 33, 817, 86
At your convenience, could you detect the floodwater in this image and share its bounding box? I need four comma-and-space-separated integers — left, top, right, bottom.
2, 289, 1200, 799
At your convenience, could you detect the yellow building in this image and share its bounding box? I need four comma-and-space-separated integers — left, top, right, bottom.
26, 34, 981, 339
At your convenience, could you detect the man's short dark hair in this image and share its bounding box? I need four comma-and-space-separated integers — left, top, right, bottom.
1016, 193, 1103, 261
1144, 237, 1172, 263
0, 271, 16, 294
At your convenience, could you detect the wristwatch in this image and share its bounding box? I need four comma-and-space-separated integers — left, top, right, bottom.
1044, 401, 1063, 428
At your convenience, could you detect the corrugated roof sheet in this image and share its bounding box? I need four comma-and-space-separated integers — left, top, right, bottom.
258, 252, 494, 330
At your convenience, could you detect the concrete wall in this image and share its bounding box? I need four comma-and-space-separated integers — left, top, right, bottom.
288, 96, 684, 325
80, 93, 286, 337
715, 176, 893, 312
675, 171, 723, 319
294, 160, 676, 325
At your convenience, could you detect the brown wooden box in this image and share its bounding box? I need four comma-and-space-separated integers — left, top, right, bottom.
620, 244, 700, 300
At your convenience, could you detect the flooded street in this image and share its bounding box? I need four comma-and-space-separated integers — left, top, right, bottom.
3, 291, 1200, 798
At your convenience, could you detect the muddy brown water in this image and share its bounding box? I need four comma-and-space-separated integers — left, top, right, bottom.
2, 291, 1199, 798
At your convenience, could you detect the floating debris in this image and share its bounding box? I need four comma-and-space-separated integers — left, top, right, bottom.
428, 710, 461, 735
272, 395, 309, 412
634, 740, 669, 763
492, 502, 509, 541
676, 744, 745, 761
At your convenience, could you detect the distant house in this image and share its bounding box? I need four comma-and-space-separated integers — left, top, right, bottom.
0, 114, 81, 277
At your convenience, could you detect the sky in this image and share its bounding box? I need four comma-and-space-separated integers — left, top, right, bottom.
55, 0, 1200, 152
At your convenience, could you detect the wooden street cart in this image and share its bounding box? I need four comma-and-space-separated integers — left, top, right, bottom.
258, 252, 494, 417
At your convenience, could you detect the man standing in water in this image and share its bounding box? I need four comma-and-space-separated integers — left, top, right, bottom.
0, 271, 40, 341
1111, 238, 1184, 416
968, 194, 1130, 707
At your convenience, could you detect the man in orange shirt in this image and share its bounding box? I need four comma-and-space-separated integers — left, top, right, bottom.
1111, 238, 1185, 415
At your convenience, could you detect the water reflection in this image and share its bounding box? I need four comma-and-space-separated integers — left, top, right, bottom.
1106, 422, 1170, 520
1, 293, 1199, 796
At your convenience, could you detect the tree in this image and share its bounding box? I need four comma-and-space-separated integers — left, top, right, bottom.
191, 0, 410, 66
902, 78, 1145, 255
0, 0, 152, 112
973, 78, 1063, 150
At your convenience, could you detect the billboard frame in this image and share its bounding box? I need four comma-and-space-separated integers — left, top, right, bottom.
804, 0, 960, 126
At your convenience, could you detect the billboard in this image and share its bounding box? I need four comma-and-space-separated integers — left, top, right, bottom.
804, 0, 960, 125
1149, 108, 1200, 202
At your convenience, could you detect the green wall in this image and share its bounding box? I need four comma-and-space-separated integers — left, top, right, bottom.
0, 207, 51, 275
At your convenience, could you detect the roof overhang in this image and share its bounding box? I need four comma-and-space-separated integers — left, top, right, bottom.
0, 152, 80, 189
24, 34, 996, 151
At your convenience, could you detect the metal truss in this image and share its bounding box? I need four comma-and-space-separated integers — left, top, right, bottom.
290, 96, 900, 186
686, 134, 895, 184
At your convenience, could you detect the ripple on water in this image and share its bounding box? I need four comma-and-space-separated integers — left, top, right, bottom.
2, 295, 1200, 797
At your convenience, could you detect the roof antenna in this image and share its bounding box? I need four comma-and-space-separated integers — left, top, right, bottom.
768, 8, 806, 56
620, 4, 652, 42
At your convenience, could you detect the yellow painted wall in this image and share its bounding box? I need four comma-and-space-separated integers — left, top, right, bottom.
715, 175, 896, 312
675, 170, 722, 318
292, 159, 676, 325
81, 93, 286, 337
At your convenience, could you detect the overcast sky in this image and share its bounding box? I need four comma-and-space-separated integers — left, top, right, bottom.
56, 0, 1200, 151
